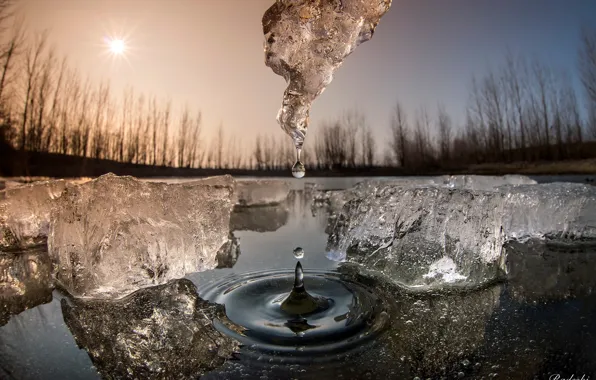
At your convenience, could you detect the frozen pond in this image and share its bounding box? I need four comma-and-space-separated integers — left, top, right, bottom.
1, 175, 595, 379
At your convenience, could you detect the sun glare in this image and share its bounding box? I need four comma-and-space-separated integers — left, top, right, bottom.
108, 38, 126, 55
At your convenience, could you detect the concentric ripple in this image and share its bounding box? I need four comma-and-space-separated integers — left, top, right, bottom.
198, 268, 389, 362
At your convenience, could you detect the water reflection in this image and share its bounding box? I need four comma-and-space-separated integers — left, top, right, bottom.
506, 239, 596, 302
0, 181, 595, 378
338, 264, 503, 378
230, 204, 289, 232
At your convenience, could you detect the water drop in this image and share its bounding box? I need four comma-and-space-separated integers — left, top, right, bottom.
280, 262, 330, 315
294, 261, 304, 289
293, 247, 304, 259
292, 148, 306, 178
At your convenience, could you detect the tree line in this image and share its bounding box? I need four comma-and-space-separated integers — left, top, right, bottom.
1, 0, 595, 173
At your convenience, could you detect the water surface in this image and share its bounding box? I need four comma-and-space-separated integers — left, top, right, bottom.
1, 176, 595, 379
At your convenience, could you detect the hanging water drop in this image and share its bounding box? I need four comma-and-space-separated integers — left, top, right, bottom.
291, 147, 306, 178
293, 247, 304, 260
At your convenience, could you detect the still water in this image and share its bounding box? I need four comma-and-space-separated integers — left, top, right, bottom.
1, 176, 595, 379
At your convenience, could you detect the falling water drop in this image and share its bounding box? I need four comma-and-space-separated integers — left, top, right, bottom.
291, 148, 306, 178
293, 247, 304, 260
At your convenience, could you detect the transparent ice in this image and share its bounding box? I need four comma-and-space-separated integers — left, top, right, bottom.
0, 180, 67, 250
48, 173, 236, 298
262, 0, 392, 173
326, 181, 596, 290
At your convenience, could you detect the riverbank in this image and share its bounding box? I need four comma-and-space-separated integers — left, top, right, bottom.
1, 150, 595, 180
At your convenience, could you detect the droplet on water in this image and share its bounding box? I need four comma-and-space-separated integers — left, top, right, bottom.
293, 247, 304, 259
280, 262, 330, 315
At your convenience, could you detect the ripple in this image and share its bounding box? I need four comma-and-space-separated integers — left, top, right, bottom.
198, 268, 389, 363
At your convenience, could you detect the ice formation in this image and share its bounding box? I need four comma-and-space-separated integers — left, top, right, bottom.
0, 249, 52, 325
48, 173, 236, 298
314, 174, 537, 215
0, 180, 67, 250
327, 182, 596, 289
61, 279, 238, 379
263, 0, 392, 148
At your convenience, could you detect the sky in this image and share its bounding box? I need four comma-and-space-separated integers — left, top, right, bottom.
16, 0, 596, 146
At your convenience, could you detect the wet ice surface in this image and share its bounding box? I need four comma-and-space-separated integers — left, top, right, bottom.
0, 175, 595, 379
263, 0, 391, 149
324, 181, 596, 290
0, 180, 67, 250
48, 174, 236, 298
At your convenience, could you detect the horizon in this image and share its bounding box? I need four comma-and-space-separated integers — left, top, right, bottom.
14, 0, 596, 147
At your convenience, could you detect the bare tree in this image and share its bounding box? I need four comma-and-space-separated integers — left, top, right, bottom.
504, 52, 528, 160
254, 135, 264, 170
437, 104, 452, 163
176, 106, 190, 167
579, 27, 596, 138
0, 22, 25, 103
20, 32, 48, 151
186, 111, 202, 168
45, 56, 67, 152
29, 47, 55, 152
317, 120, 348, 169
532, 60, 552, 158
341, 110, 361, 168
361, 124, 375, 167
216, 123, 224, 169
161, 100, 171, 166
388, 101, 409, 167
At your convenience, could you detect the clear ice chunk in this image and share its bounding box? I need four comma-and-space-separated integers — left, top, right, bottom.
0, 249, 53, 325
263, 0, 392, 148
314, 175, 537, 216
0, 180, 67, 250
327, 182, 596, 290
61, 279, 238, 379
48, 173, 235, 298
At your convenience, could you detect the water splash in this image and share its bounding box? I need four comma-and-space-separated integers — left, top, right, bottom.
200, 266, 387, 361
262, 0, 392, 175
281, 262, 329, 315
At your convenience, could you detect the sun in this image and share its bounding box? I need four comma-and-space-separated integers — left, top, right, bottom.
108, 38, 126, 55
